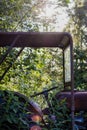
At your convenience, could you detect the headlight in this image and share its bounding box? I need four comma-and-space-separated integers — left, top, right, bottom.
31, 114, 42, 123
30, 125, 42, 130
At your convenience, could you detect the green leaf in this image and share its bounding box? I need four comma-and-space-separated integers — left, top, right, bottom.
66, 0, 70, 4
7, 115, 12, 123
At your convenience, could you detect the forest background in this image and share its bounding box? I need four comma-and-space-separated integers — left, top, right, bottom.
0, 0, 87, 105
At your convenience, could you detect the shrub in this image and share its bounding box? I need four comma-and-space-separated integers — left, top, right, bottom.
43, 93, 71, 130
0, 90, 30, 130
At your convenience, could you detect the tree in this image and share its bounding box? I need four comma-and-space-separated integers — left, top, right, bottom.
64, 0, 87, 89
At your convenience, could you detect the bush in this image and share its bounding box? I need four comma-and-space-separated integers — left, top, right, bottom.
0, 90, 30, 130
43, 93, 71, 130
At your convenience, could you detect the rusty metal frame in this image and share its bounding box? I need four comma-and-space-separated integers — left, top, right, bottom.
70, 37, 75, 130
62, 37, 74, 130
0, 32, 74, 130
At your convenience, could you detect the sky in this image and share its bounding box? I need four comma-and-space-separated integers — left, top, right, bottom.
46, 4, 69, 31
38, 0, 71, 32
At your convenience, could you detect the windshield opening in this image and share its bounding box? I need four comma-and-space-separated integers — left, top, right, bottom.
64, 46, 71, 83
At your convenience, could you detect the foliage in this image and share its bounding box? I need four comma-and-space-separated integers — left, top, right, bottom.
74, 46, 87, 90
0, 48, 63, 101
64, 0, 87, 90
0, 0, 24, 31
43, 93, 71, 130
0, 0, 70, 32
0, 90, 30, 130
0, 0, 45, 31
